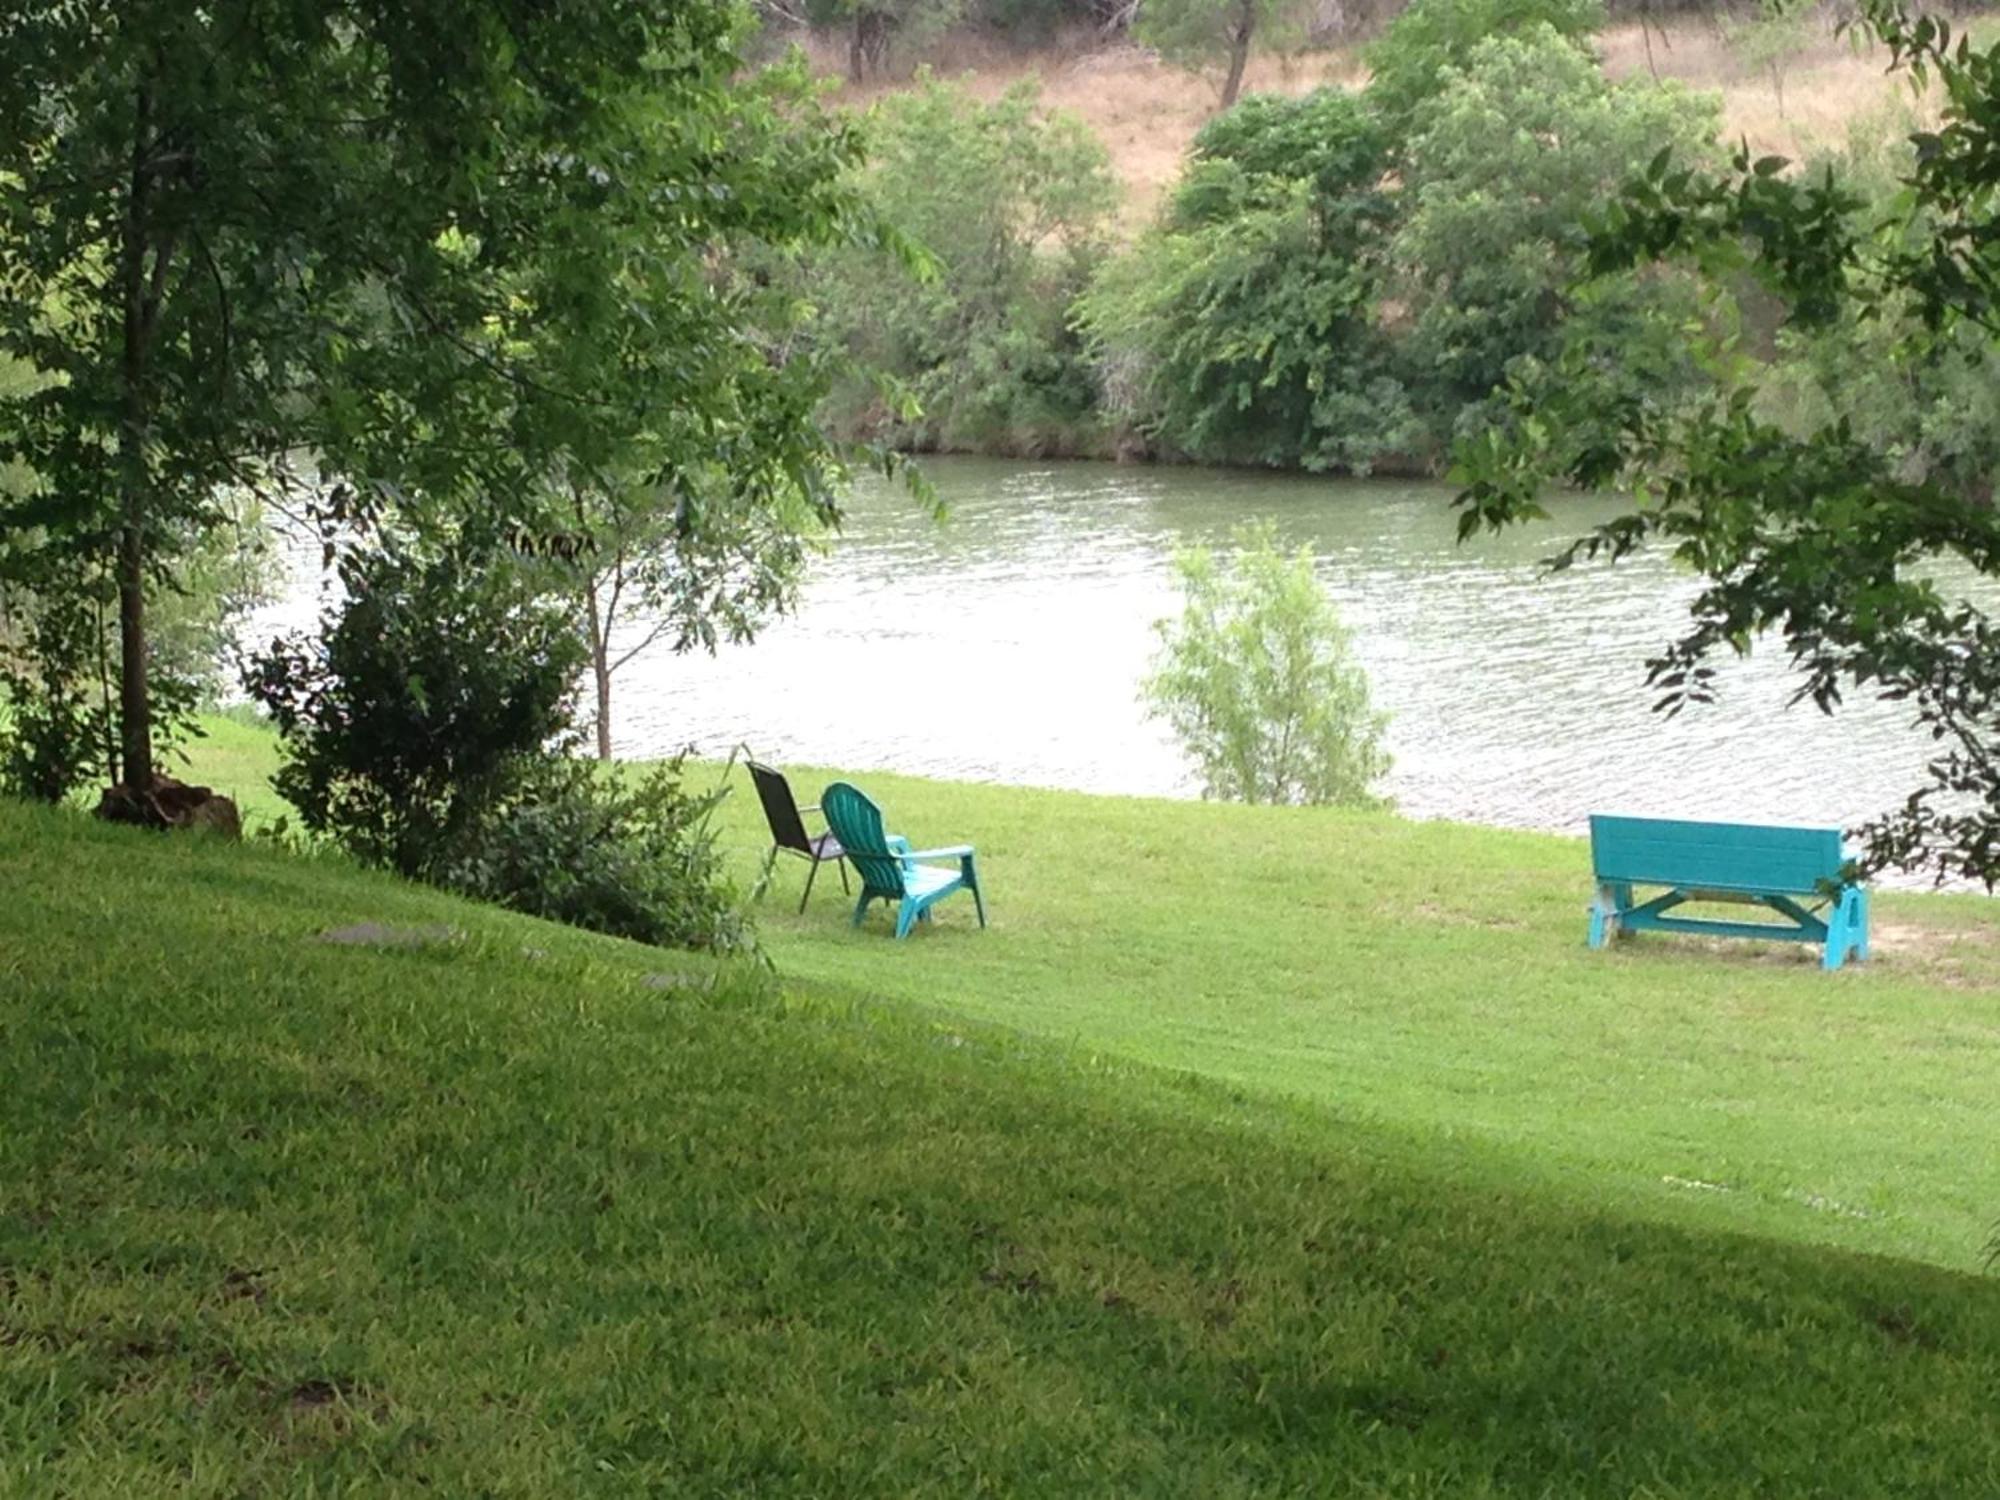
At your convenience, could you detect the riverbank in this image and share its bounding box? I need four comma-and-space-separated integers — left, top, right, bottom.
809, 20, 1946, 228
8, 783, 2000, 1491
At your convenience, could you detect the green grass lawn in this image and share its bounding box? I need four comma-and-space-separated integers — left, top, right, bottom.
0, 721, 1966, 1490
183, 724, 2000, 1269
706, 762, 2000, 1275
6, 797, 2000, 1495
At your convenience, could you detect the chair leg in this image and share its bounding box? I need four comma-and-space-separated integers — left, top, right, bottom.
851, 892, 871, 929
970, 879, 986, 929
837, 858, 850, 894
799, 854, 821, 915
895, 900, 920, 940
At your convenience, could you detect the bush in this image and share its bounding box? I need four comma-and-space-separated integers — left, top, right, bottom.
249, 541, 753, 953
1144, 523, 1390, 807
437, 756, 751, 954
807, 78, 1117, 455
247, 543, 582, 876
1389, 27, 1721, 441
1363, 0, 1607, 125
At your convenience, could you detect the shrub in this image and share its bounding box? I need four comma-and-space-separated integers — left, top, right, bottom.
1389, 27, 1721, 441
1144, 523, 1390, 807
249, 541, 753, 952
808, 78, 1117, 455
247, 542, 582, 876
1363, 0, 1607, 125
436, 756, 750, 954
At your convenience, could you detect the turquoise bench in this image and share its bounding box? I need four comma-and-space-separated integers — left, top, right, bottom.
1588, 814, 1869, 970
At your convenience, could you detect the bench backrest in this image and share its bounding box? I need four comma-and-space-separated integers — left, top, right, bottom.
1589, 814, 1846, 895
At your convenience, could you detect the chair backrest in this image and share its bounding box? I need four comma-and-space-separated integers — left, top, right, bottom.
748, 762, 813, 855
820, 781, 907, 898
1589, 814, 1845, 896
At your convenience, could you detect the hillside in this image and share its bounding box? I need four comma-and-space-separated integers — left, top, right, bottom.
811, 20, 1938, 223
8, 760, 2000, 1490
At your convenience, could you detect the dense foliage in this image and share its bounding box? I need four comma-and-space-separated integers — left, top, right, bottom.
247, 546, 584, 879
809, 79, 1118, 455
436, 755, 750, 952
1453, 1, 2000, 886
0, 0, 872, 808
1079, 89, 1416, 470
1077, 0, 1713, 469
247, 544, 749, 951
1145, 524, 1389, 805
1389, 27, 1719, 440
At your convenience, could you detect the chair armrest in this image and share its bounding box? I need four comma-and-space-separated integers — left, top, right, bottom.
904, 845, 975, 861
798, 804, 819, 815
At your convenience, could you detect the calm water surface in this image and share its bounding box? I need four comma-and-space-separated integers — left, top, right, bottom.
589, 458, 1961, 845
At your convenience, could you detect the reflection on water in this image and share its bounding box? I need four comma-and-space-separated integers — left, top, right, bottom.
251, 458, 1976, 859
606, 458, 1960, 847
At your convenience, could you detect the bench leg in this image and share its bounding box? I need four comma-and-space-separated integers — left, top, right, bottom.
1823, 887, 1873, 971
1588, 884, 1619, 950
1822, 898, 1847, 970
1827, 886, 1869, 968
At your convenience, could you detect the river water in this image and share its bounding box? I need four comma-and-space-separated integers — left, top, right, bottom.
582, 458, 1961, 846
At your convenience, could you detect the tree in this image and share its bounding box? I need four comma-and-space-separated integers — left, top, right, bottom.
247, 541, 583, 877
0, 2, 872, 808
804, 0, 965, 80
562, 467, 825, 762
1144, 524, 1390, 806
1078, 88, 1417, 470
1452, 1, 2000, 885
1361, 0, 1606, 126
1390, 26, 1721, 442
1135, 0, 1313, 110
809, 78, 1118, 454
1721, 0, 1818, 119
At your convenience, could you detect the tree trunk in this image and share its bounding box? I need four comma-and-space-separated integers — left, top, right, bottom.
1219, 0, 1256, 109
849, 11, 865, 82
593, 648, 613, 762
116, 80, 158, 790
584, 578, 613, 762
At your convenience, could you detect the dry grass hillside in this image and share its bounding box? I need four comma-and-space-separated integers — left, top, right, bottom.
800, 17, 1948, 225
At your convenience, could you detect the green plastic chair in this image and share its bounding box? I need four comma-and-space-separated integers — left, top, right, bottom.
820, 781, 987, 940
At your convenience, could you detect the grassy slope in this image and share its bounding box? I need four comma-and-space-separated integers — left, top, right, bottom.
186, 727, 2000, 1268
5, 798, 2000, 1495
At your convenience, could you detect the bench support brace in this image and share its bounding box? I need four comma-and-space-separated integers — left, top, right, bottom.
1590, 883, 1868, 969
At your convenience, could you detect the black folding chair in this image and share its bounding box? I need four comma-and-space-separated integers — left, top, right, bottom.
748, 761, 850, 913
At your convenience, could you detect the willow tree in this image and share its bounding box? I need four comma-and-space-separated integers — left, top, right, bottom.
0, 1, 872, 804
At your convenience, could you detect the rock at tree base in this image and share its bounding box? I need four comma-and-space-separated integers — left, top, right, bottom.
95, 775, 243, 840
